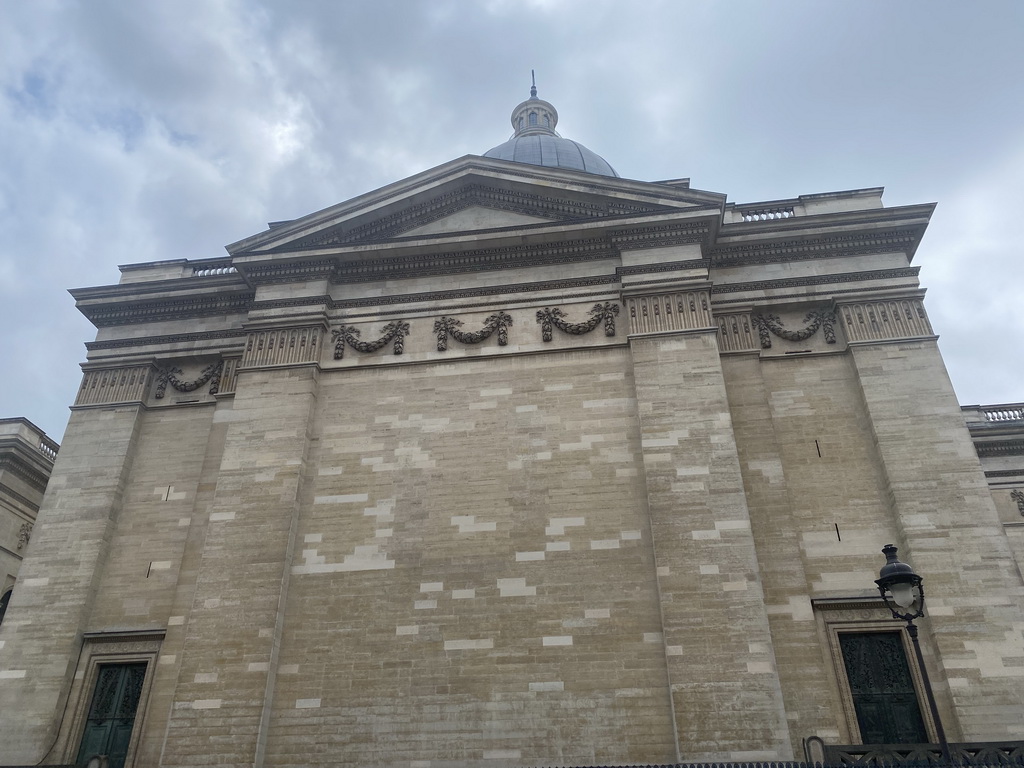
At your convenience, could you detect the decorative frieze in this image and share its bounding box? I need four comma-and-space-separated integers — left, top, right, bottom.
75, 365, 154, 406
332, 321, 410, 359
536, 303, 619, 341
217, 357, 240, 395
611, 222, 711, 251
330, 239, 615, 285
838, 298, 933, 343
241, 326, 323, 368
625, 291, 714, 335
434, 312, 512, 351
155, 361, 223, 399
752, 310, 837, 349
716, 313, 760, 352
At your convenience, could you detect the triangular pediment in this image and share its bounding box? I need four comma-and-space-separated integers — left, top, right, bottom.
226, 156, 727, 256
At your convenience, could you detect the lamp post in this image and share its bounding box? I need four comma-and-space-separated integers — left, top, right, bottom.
874, 544, 953, 765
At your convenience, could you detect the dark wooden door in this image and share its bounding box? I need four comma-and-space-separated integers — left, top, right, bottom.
77, 663, 147, 768
839, 631, 928, 744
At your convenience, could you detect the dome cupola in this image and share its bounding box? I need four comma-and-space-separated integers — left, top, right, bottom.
484, 76, 618, 178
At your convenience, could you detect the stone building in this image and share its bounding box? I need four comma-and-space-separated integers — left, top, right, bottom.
0, 418, 58, 625
1, 88, 1023, 768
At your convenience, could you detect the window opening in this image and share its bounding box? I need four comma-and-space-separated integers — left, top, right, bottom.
839, 632, 927, 744
529, 111, 537, 126
0, 589, 10, 625
77, 663, 147, 768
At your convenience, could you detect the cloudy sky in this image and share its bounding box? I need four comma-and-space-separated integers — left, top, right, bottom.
2, 0, 1022, 440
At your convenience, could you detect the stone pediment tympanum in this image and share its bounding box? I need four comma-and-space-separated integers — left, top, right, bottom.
225, 156, 725, 256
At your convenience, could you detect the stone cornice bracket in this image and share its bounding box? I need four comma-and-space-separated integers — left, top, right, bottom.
241, 325, 324, 369
626, 290, 714, 336
434, 312, 512, 352
155, 360, 224, 399
74, 365, 155, 407
837, 298, 934, 343
331, 321, 410, 360
751, 310, 837, 349
536, 303, 619, 341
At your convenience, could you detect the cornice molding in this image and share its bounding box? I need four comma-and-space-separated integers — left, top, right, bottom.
710, 228, 923, 267
984, 469, 1024, 478
0, 484, 41, 515
86, 329, 248, 351
0, 454, 51, 493
616, 259, 711, 276
975, 440, 1024, 458
79, 292, 255, 327
250, 275, 622, 315
710, 267, 920, 295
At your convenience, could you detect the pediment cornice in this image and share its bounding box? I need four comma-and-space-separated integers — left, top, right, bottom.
227, 156, 726, 256
283, 182, 676, 250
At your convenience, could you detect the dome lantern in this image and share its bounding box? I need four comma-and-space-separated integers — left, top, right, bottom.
483, 75, 618, 178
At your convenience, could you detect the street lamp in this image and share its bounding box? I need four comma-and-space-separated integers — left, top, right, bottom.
875, 544, 952, 765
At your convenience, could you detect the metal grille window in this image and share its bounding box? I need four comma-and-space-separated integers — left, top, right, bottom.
839, 631, 928, 744
76, 663, 147, 768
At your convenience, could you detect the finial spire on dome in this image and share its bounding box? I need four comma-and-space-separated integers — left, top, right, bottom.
530, 70, 537, 99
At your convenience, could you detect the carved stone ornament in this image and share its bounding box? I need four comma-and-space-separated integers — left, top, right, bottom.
155, 361, 223, 399
17, 522, 32, 550
434, 312, 512, 352
331, 321, 410, 360
536, 302, 619, 342
1012, 489, 1024, 516
752, 309, 837, 349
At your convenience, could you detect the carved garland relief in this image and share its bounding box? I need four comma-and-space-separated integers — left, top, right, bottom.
155, 361, 223, 399
1011, 489, 1024, 516
536, 302, 618, 341
332, 321, 410, 360
328, 303, 621, 359
434, 312, 512, 351
752, 310, 837, 349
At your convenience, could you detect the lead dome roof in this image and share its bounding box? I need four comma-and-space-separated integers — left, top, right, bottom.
483, 85, 618, 178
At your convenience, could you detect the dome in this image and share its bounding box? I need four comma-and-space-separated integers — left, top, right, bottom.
483, 81, 619, 178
